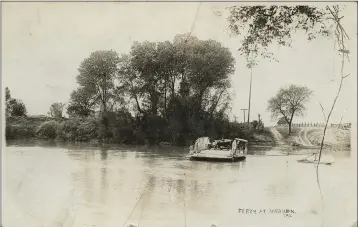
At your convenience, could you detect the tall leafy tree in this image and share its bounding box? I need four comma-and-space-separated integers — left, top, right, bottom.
172, 34, 235, 118
69, 50, 127, 141
76, 50, 123, 115
117, 54, 144, 114
129, 41, 164, 116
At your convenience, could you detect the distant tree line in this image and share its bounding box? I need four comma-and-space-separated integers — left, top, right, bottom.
278, 121, 351, 129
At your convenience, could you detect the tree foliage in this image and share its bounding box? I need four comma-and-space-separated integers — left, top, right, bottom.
64, 35, 238, 144
267, 85, 312, 134
124, 35, 235, 119
5, 87, 27, 117
227, 5, 334, 66
68, 50, 128, 141
75, 50, 125, 114
67, 87, 95, 117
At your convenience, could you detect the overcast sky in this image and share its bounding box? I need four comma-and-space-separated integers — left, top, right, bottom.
3, 2, 357, 126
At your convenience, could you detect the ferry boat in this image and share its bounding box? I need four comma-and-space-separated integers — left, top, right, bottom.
188, 137, 248, 162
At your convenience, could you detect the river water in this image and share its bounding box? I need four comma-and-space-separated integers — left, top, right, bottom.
3, 141, 357, 227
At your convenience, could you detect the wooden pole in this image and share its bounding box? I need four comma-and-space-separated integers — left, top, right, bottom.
241, 109, 248, 123
248, 67, 253, 123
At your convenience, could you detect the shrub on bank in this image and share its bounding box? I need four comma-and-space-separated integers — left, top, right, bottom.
113, 126, 135, 144
6, 115, 276, 146
6, 123, 37, 139
57, 118, 81, 141
37, 120, 60, 139
77, 119, 99, 141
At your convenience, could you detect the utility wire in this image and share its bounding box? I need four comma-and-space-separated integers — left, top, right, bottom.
121, 176, 154, 227
187, 2, 202, 38
183, 173, 187, 227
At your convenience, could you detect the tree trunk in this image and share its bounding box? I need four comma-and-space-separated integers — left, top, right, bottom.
164, 80, 167, 118
150, 94, 159, 116
101, 99, 109, 142
171, 75, 176, 99
134, 95, 142, 113
288, 110, 295, 136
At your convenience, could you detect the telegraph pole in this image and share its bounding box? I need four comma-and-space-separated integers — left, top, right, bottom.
241, 109, 248, 123
247, 67, 253, 123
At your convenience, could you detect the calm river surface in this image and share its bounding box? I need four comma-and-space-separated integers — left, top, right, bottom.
3, 141, 357, 227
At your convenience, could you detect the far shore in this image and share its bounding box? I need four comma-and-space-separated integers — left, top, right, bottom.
6, 116, 351, 152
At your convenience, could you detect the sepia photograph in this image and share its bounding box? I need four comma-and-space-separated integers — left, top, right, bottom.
2, 2, 357, 227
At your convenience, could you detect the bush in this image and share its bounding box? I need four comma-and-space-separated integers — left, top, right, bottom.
77, 119, 99, 141
37, 121, 60, 139
113, 126, 135, 144
134, 128, 146, 144
252, 120, 258, 129
6, 124, 36, 139
57, 119, 81, 141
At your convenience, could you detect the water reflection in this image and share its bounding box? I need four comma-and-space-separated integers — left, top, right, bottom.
100, 148, 108, 161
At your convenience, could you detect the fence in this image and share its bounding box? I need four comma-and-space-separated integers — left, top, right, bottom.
277, 122, 351, 129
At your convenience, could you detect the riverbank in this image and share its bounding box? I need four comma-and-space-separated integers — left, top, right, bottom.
275, 126, 351, 150
5, 116, 276, 147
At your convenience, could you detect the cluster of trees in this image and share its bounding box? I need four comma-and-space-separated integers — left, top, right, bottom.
5, 34, 268, 144
60, 34, 260, 145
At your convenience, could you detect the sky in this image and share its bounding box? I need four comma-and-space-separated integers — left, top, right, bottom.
2, 2, 357, 126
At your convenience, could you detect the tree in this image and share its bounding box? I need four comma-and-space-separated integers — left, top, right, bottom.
117, 54, 144, 114
172, 35, 235, 117
9, 99, 27, 117
267, 85, 312, 135
227, 5, 333, 66
128, 41, 177, 116
67, 87, 95, 117
70, 50, 127, 141
5, 87, 27, 117
48, 102, 65, 118
76, 50, 123, 115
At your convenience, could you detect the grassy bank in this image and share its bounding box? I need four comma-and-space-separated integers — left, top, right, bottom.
307, 127, 351, 150
6, 116, 275, 146
276, 126, 351, 150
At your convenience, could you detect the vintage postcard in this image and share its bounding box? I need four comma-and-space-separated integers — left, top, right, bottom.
2, 2, 357, 227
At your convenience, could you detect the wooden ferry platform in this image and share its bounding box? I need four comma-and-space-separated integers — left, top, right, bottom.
188, 137, 248, 162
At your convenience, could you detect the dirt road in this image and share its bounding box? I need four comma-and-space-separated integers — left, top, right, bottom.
297, 127, 314, 147
269, 127, 287, 146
